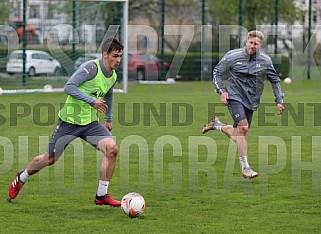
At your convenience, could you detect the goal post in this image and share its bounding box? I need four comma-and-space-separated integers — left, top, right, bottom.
121, 0, 129, 93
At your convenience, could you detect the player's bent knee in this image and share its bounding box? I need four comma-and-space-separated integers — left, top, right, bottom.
99, 138, 118, 156
107, 142, 118, 156
32, 154, 57, 166
237, 125, 249, 135
48, 156, 57, 165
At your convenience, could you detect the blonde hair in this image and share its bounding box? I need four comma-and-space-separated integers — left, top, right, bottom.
247, 30, 265, 42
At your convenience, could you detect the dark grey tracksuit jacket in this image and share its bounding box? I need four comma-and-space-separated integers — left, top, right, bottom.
213, 47, 284, 111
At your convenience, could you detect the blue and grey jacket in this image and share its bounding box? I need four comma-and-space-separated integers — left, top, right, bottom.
213, 47, 284, 110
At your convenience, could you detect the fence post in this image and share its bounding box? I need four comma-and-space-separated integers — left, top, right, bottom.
22, 0, 27, 86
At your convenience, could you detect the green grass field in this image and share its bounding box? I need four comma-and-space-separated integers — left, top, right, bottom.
1, 79, 321, 233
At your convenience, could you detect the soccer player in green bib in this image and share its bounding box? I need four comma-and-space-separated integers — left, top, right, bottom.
9, 38, 123, 206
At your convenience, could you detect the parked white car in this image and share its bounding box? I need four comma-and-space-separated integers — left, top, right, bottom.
6, 50, 62, 76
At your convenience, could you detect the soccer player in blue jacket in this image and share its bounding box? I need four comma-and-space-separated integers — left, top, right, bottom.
202, 30, 284, 179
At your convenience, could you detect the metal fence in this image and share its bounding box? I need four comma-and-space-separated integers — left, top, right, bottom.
0, 0, 319, 90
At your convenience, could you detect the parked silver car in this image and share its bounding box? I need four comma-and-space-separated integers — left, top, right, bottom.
74, 53, 101, 70
6, 50, 62, 76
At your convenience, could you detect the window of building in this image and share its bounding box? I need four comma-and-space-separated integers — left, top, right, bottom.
313, 11, 317, 24
10, 1, 21, 19
29, 5, 40, 19
47, 1, 54, 19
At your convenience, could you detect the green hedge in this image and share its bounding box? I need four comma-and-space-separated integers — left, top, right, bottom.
0, 48, 290, 80
163, 52, 290, 81
271, 55, 290, 79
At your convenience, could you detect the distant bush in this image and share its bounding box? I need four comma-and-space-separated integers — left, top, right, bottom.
271, 55, 290, 79
163, 52, 290, 81
0, 47, 290, 80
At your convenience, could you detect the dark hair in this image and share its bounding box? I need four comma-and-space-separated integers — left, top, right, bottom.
102, 38, 124, 54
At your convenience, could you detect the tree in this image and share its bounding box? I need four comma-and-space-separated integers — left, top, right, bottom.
129, 0, 202, 52
208, 0, 304, 30
0, 0, 14, 46
57, 0, 203, 51
0, 0, 12, 24
161, 0, 201, 51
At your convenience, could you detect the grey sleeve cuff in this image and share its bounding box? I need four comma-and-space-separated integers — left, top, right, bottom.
216, 88, 226, 94
275, 96, 284, 104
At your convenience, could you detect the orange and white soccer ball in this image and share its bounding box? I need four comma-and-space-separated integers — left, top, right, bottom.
121, 192, 146, 218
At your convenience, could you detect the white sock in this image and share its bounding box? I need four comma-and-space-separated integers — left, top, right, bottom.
239, 156, 250, 170
213, 121, 224, 131
213, 125, 222, 131
97, 180, 109, 197
20, 169, 30, 183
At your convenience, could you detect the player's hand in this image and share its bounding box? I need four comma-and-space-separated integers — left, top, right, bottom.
220, 92, 229, 106
105, 122, 113, 131
94, 99, 108, 113
277, 103, 284, 115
